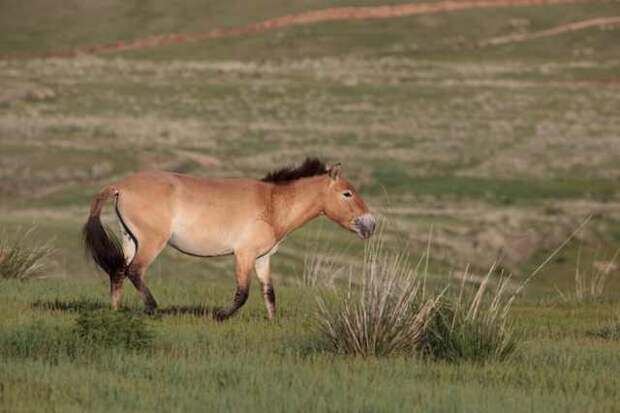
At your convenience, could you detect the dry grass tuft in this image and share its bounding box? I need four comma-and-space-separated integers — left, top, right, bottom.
316, 229, 441, 357
556, 247, 619, 303
314, 217, 591, 361
420, 265, 518, 362
0, 226, 54, 280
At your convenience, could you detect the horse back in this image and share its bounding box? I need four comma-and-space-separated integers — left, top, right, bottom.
112, 171, 274, 256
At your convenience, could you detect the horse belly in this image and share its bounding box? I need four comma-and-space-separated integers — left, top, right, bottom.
168, 229, 233, 257
165, 176, 269, 257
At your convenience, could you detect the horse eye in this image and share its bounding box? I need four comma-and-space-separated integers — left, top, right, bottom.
342, 191, 353, 198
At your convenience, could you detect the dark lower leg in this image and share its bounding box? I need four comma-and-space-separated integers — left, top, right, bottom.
214, 287, 248, 321
214, 253, 253, 322
127, 269, 158, 311
261, 283, 276, 320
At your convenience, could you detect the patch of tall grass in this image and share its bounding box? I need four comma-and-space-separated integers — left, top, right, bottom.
420, 267, 517, 362
316, 234, 441, 357
316, 227, 524, 361
0, 226, 54, 280
556, 247, 619, 303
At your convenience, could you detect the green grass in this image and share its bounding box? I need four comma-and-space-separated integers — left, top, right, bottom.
2, 0, 620, 410
117, 4, 620, 62
1, 277, 620, 411
371, 168, 618, 203
0, 0, 424, 56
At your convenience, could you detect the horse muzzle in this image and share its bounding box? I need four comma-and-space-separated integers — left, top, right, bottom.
352, 213, 376, 240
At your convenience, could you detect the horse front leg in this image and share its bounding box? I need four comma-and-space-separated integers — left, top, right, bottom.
255, 255, 275, 320
214, 252, 254, 322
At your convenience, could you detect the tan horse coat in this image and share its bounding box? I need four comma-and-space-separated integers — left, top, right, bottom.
83, 160, 375, 320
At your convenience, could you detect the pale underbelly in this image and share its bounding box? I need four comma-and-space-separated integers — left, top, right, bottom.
168, 231, 234, 257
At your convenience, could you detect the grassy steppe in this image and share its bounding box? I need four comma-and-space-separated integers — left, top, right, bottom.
1, 277, 620, 412
1, 0, 620, 411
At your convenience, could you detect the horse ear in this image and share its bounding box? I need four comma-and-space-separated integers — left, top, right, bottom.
327, 163, 342, 180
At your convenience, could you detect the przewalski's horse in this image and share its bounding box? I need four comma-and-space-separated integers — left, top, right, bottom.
82, 158, 376, 321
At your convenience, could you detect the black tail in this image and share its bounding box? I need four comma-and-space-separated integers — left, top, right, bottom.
82, 187, 126, 277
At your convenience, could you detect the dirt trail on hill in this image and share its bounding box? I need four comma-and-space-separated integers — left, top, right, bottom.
40, 0, 599, 58
481, 16, 620, 45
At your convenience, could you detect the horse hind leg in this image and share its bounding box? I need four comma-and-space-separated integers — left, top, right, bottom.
126, 263, 159, 313
116, 209, 169, 313
109, 224, 137, 310
124, 233, 169, 313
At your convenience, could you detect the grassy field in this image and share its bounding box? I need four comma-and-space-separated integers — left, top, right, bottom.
1, 0, 620, 410
1, 276, 620, 411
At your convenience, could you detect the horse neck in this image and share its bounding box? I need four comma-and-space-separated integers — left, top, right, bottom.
271, 176, 326, 239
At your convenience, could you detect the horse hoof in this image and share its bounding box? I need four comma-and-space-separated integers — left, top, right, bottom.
145, 307, 157, 315
213, 308, 228, 322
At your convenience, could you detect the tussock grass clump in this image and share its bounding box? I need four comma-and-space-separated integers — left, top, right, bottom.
418, 217, 592, 362
420, 267, 518, 362
74, 310, 153, 350
0, 226, 54, 280
556, 248, 619, 304
315, 226, 522, 361
317, 234, 441, 357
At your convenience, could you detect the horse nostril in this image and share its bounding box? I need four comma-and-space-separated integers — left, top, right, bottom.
355, 214, 376, 238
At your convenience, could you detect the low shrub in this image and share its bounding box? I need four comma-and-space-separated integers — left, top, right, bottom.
73, 310, 153, 350
0, 311, 153, 363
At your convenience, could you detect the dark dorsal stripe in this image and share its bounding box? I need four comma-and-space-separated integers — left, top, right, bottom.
261, 157, 327, 184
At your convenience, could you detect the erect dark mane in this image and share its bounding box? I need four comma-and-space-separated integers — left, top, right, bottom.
261, 157, 328, 184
